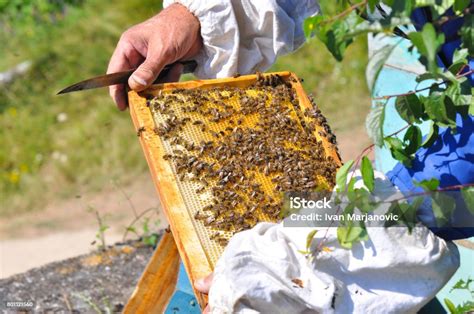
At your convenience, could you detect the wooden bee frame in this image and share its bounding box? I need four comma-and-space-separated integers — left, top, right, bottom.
126, 72, 341, 310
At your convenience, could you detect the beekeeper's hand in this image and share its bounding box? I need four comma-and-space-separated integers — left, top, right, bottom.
195, 273, 213, 313
107, 3, 202, 110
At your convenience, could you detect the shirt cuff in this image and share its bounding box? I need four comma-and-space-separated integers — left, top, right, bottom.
163, 0, 239, 78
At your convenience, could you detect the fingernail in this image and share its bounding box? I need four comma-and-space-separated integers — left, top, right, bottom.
131, 74, 148, 87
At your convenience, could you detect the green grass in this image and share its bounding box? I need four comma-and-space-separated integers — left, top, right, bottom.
0, 0, 370, 216
0, 0, 162, 214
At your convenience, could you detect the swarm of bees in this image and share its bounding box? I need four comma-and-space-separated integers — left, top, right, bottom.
147, 73, 339, 246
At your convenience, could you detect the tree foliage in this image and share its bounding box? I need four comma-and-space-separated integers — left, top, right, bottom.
304, 0, 473, 249
0, 0, 84, 29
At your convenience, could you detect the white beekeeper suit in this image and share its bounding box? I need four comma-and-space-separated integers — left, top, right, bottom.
164, 0, 319, 78
208, 172, 460, 313
162, 1, 460, 313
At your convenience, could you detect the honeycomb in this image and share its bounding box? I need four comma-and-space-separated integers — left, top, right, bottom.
145, 73, 339, 266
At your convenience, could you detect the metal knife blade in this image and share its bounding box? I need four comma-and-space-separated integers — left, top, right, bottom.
57, 60, 197, 94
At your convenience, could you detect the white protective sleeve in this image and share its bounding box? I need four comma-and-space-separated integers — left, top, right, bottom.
162, 0, 320, 78
208, 172, 460, 313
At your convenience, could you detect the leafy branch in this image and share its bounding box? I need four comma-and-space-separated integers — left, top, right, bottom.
304, 0, 474, 251
302, 0, 473, 251
122, 206, 160, 242
434, 3, 474, 27
322, 1, 368, 25
87, 206, 109, 252
385, 183, 474, 204
444, 277, 474, 314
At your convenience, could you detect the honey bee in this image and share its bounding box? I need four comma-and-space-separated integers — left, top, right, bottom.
150, 80, 338, 236
136, 126, 146, 137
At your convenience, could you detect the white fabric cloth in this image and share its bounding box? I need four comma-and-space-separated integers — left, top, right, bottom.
163, 0, 319, 78
208, 172, 460, 313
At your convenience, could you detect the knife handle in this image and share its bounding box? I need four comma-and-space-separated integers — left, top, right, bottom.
155, 60, 197, 82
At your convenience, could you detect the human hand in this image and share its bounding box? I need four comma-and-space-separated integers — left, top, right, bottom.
194, 273, 213, 314
107, 3, 202, 110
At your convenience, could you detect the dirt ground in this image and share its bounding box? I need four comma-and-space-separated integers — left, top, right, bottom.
1, 129, 370, 278
0, 238, 158, 313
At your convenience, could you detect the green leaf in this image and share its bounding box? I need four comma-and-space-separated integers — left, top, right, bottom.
342, 202, 356, 218
454, 0, 470, 12
315, 12, 359, 61
305, 229, 318, 251
410, 196, 425, 209
368, 0, 379, 11
461, 187, 474, 215
385, 137, 403, 150
450, 278, 473, 292
437, 70, 459, 83
457, 301, 474, 314
423, 93, 457, 128
366, 43, 399, 93
336, 160, 354, 192
460, 13, 473, 55
403, 125, 422, 155
361, 156, 375, 192
394, 149, 412, 167
421, 122, 439, 148
443, 96, 459, 129
452, 48, 468, 65
444, 298, 458, 314
389, 0, 414, 17
385, 202, 401, 228
385, 201, 418, 232
431, 192, 456, 227
298, 249, 310, 255
406, 197, 424, 231
353, 188, 373, 213
448, 48, 469, 74
408, 23, 445, 72
346, 177, 357, 202
396, 94, 424, 124
142, 218, 150, 234
385, 137, 413, 166
337, 223, 368, 249
366, 103, 386, 147
415, 178, 440, 191
416, 71, 458, 84
325, 23, 353, 61
416, 72, 445, 83
303, 15, 326, 39
446, 80, 473, 106
143, 234, 158, 247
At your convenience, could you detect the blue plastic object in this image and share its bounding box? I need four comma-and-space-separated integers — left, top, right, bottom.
387, 114, 474, 240
384, 6, 474, 240
165, 263, 200, 314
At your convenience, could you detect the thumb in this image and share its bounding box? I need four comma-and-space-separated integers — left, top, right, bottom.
194, 273, 214, 293
129, 58, 165, 91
